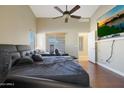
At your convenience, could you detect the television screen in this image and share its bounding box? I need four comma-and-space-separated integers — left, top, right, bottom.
97, 5, 124, 38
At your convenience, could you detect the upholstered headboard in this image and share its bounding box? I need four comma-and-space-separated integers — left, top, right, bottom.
0, 44, 32, 63
0, 44, 17, 53
16, 45, 31, 52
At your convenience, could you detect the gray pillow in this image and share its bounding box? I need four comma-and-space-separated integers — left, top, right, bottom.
13, 57, 33, 66
32, 54, 43, 62
11, 52, 21, 65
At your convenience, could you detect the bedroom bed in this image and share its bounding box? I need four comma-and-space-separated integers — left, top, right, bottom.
9, 56, 89, 87
0, 44, 89, 87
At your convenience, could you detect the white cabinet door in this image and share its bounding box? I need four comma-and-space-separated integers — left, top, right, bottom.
88, 31, 96, 63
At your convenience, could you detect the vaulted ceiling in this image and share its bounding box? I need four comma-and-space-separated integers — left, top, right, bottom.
30, 5, 99, 18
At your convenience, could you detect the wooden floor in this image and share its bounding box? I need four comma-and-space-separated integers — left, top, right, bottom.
79, 61, 124, 88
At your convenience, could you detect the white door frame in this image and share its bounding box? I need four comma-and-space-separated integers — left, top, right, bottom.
88, 31, 96, 63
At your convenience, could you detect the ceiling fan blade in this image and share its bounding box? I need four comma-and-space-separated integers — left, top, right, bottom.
52, 16, 63, 19
65, 18, 68, 23
70, 5, 80, 14
54, 6, 64, 14
71, 15, 81, 19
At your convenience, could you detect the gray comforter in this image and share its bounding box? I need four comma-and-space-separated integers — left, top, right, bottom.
9, 56, 89, 87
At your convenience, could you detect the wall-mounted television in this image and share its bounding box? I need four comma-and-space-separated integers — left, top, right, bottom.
97, 5, 124, 39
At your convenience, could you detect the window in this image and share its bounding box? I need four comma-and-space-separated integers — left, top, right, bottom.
29, 31, 35, 50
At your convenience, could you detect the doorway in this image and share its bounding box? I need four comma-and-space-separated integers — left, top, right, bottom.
46, 32, 65, 54
78, 33, 88, 61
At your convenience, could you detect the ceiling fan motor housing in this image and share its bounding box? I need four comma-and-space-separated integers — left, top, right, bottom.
63, 11, 70, 15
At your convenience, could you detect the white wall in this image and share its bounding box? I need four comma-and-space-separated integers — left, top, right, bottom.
37, 18, 90, 57
0, 5, 36, 45
91, 5, 124, 76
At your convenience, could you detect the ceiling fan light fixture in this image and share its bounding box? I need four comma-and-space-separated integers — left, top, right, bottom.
63, 13, 70, 19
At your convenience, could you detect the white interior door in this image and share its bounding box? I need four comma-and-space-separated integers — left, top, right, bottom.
88, 31, 96, 63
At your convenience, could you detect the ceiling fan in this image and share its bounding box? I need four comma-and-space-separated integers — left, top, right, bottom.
53, 5, 81, 23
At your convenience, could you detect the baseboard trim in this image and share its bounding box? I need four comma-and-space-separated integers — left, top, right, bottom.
97, 63, 124, 77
